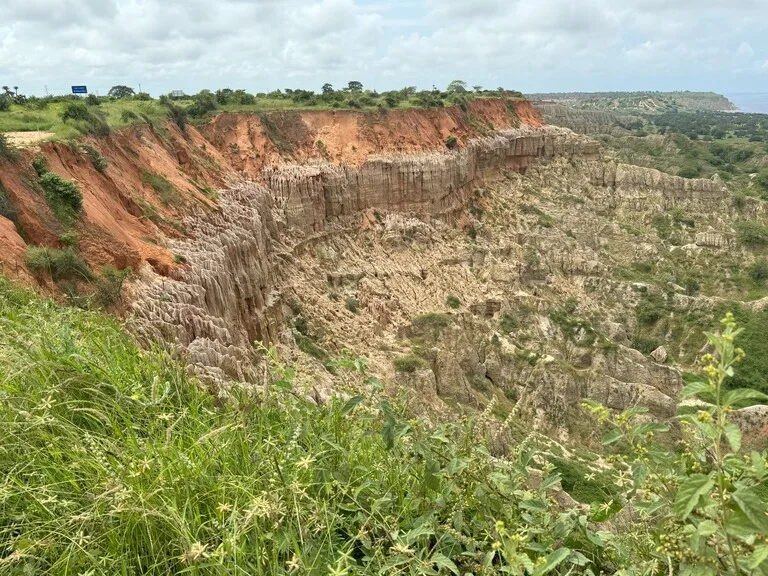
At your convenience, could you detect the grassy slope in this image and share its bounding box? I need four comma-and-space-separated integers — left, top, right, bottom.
0, 276, 621, 575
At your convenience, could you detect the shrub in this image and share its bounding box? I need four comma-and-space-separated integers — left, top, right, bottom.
40, 172, 83, 216
0, 94, 11, 112
188, 90, 218, 118
630, 335, 662, 355
393, 353, 428, 373
344, 297, 360, 314
732, 190, 746, 210
636, 294, 667, 325
294, 332, 329, 362
32, 155, 48, 176
446, 295, 461, 309
677, 164, 700, 178
0, 182, 19, 226
59, 230, 78, 248
160, 96, 188, 132
500, 313, 518, 333
0, 133, 18, 160
756, 169, 768, 193
651, 214, 671, 240
749, 258, 768, 283
445, 135, 458, 150
24, 246, 93, 281
60, 102, 111, 136
94, 265, 131, 307
141, 169, 178, 205
81, 144, 108, 173
736, 221, 768, 246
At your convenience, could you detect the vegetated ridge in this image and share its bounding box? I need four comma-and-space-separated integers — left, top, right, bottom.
528, 91, 738, 113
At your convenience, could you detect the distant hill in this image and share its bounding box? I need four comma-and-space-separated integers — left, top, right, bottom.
526, 91, 738, 113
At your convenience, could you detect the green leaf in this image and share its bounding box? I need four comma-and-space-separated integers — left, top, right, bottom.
723, 422, 742, 453
601, 428, 623, 445
696, 520, 719, 537
732, 488, 768, 531
674, 473, 715, 520
631, 422, 669, 437
752, 451, 767, 479
341, 395, 365, 416
404, 524, 435, 544
539, 473, 563, 492
749, 544, 768, 570
620, 406, 649, 419
681, 380, 713, 399
533, 548, 571, 576
723, 388, 768, 408
431, 553, 459, 575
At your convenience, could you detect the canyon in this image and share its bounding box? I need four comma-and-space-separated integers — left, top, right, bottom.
1, 98, 766, 437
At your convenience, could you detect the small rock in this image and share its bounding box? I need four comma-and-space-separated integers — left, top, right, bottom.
651, 346, 668, 364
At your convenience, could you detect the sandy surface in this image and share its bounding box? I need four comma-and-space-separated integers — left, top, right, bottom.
4, 131, 54, 146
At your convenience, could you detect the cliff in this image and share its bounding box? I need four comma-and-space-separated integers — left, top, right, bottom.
0, 98, 539, 281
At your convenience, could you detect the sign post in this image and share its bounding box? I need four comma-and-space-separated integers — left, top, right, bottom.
71, 86, 88, 95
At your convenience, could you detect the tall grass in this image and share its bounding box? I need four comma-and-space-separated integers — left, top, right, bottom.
0, 277, 614, 575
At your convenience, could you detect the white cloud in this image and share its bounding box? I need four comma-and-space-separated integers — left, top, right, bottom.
0, 0, 766, 96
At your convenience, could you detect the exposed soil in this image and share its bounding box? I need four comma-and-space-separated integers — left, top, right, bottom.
4, 131, 54, 147
0, 99, 542, 287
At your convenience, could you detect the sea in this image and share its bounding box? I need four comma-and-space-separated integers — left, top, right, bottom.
725, 92, 768, 114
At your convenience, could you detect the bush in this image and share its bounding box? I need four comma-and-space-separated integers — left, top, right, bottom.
0, 94, 11, 112
81, 144, 108, 173
446, 295, 461, 309
736, 221, 768, 246
24, 246, 93, 281
32, 154, 48, 176
60, 102, 110, 136
0, 133, 18, 160
94, 266, 131, 307
393, 353, 428, 373
631, 335, 662, 355
636, 294, 667, 325
344, 297, 359, 314
188, 90, 218, 118
500, 313, 518, 333
677, 164, 700, 179
0, 182, 19, 226
40, 171, 83, 215
732, 191, 746, 210
749, 258, 768, 283
445, 135, 458, 150
160, 96, 188, 132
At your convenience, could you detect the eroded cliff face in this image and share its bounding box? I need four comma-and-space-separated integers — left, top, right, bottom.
130, 125, 600, 391
3, 99, 762, 437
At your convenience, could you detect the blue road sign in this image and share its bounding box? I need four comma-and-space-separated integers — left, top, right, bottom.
71, 86, 88, 95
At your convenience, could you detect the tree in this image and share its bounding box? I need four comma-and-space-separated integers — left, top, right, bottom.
447, 80, 467, 94
473, 85, 483, 93
108, 85, 135, 99
347, 81, 363, 93
321, 83, 334, 95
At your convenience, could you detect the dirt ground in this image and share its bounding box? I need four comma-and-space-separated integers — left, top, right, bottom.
3, 131, 54, 146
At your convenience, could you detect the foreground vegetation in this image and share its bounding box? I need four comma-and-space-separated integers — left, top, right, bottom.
0, 81, 522, 142
1, 276, 768, 574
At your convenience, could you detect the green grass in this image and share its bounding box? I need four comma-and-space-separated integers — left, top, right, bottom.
0, 92, 523, 143
141, 169, 179, 205
0, 275, 618, 575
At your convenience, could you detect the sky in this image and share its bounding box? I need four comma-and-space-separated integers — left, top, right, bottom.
1, 0, 767, 97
